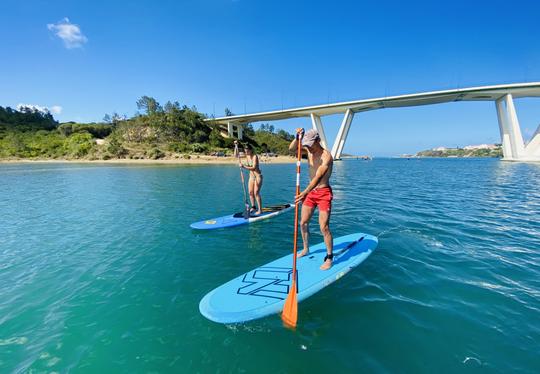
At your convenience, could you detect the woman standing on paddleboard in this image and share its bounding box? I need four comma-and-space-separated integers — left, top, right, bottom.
240, 144, 263, 215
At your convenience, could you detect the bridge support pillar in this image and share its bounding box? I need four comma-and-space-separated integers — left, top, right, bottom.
226, 122, 243, 140
504, 94, 526, 159
494, 94, 540, 161
524, 125, 540, 158
495, 94, 540, 161
237, 124, 243, 140
331, 109, 354, 160
495, 98, 514, 159
310, 113, 329, 150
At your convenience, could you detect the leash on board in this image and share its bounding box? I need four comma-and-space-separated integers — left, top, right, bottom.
234, 141, 250, 219
334, 236, 365, 258
282, 129, 303, 329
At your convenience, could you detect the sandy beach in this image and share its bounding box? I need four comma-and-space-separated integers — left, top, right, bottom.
0, 155, 297, 165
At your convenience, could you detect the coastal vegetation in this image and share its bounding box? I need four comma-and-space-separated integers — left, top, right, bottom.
0, 99, 294, 160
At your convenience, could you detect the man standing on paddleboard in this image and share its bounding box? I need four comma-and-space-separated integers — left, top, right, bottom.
289, 128, 334, 270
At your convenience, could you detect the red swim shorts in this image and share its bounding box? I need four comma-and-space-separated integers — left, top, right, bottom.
303, 186, 333, 212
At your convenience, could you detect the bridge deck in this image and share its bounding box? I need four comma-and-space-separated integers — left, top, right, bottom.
207, 82, 540, 125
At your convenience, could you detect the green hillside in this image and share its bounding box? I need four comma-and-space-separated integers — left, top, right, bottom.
0, 98, 294, 160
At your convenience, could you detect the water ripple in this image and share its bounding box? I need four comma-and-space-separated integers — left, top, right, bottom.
0, 160, 539, 373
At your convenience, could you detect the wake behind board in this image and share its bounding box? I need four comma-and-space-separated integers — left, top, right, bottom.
190, 203, 293, 230
199, 232, 378, 324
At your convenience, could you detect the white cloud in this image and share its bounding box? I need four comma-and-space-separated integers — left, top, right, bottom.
50, 105, 63, 114
47, 18, 87, 49
16, 103, 62, 115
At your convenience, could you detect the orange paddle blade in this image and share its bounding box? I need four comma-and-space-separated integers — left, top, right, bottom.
281, 278, 297, 328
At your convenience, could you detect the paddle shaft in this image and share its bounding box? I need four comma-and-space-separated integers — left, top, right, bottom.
281, 130, 303, 327
234, 143, 250, 215
291, 133, 303, 280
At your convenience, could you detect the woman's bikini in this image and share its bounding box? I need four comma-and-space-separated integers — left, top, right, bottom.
246, 156, 263, 182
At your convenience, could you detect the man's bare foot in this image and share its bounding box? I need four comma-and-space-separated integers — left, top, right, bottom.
320, 254, 333, 270
297, 248, 309, 258
255, 210, 262, 215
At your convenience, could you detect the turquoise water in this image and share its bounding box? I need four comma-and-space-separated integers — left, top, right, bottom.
1, 159, 539, 373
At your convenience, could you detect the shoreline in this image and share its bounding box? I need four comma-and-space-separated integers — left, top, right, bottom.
0, 155, 297, 165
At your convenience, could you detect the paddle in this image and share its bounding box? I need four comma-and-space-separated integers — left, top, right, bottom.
234, 141, 250, 219
282, 129, 303, 328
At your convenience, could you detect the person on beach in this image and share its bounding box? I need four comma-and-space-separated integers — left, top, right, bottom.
239, 143, 264, 215
289, 128, 334, 270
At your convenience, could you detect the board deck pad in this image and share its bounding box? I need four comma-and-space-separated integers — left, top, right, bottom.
199, 232, 378, 324
190, 204, 293, 230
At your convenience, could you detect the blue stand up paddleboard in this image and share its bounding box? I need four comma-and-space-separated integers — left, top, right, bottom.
190, 204, 294, 230
199, 232, 378, 324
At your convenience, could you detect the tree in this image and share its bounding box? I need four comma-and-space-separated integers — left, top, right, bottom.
277, 129, 293, 140
111, 112, 123, 127
136, 96, 162, 116
244, 123, 255, 137
0, 105, 57, 132
224, 108, 234, 117
164, 101, 181, 114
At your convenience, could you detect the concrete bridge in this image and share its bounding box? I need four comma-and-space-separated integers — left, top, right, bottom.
207, 82, 540, 162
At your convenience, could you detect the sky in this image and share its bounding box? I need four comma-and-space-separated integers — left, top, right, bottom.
1, 0, 539, 156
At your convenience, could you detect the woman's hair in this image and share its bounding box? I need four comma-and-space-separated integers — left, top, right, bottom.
244, 143, 253, 151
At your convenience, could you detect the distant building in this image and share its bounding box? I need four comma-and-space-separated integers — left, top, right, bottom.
463, 144, 498, 150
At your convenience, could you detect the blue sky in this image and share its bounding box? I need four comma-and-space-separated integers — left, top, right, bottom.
1, 0, 539, 156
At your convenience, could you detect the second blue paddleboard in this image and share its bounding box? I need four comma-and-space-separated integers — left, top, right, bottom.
190, 204, 293, 230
